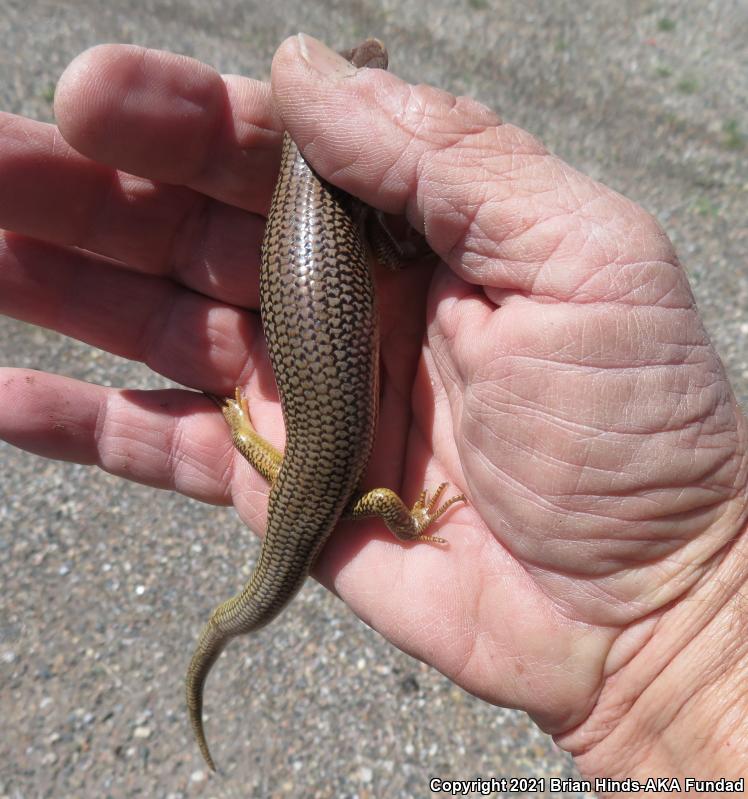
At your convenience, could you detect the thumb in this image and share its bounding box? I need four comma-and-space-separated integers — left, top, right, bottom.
270, 33, 675, 300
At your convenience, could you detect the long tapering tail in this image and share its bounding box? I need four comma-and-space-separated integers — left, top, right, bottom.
185, 620, 227, 772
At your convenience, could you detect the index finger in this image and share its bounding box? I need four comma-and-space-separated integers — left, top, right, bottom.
55, 44, 282, 212
0, 46, 282, 304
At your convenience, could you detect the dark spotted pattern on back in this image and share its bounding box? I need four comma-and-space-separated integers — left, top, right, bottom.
229, 132, 379, 627
186, 40, 389, 771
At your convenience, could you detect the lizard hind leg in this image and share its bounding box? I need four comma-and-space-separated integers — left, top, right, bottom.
346, 482, 466, 543
207, 388, 284, 484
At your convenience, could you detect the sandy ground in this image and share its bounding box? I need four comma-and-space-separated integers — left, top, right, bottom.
1, 1, 746, 797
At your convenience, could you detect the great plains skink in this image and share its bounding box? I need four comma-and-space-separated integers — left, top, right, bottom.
186, 39, 465, 771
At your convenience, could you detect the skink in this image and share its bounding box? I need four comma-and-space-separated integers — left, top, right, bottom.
186, 39, 465, 771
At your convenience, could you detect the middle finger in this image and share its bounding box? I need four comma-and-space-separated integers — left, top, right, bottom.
0, 113, 265, 305
0, 232, 263, 394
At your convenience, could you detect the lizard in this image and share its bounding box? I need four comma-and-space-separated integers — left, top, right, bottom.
185, 38, 465, 771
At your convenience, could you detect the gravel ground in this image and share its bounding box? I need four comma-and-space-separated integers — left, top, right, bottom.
1, 1, 746, 797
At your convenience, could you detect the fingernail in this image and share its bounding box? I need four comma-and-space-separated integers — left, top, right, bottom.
297, 33, 357, 77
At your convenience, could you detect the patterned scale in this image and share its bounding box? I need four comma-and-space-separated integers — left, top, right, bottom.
222, 131, 379, 630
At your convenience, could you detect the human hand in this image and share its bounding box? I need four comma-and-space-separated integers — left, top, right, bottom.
1, 34, 746, 781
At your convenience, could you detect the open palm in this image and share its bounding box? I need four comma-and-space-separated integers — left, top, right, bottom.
2, 36, 747, 779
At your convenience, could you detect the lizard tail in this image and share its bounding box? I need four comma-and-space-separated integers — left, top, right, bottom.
185, 619, 227, 772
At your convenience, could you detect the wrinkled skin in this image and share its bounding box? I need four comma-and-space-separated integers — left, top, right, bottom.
1, 34, 747, 779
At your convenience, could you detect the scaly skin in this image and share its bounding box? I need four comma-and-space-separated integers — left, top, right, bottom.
186, 40, 465, 771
